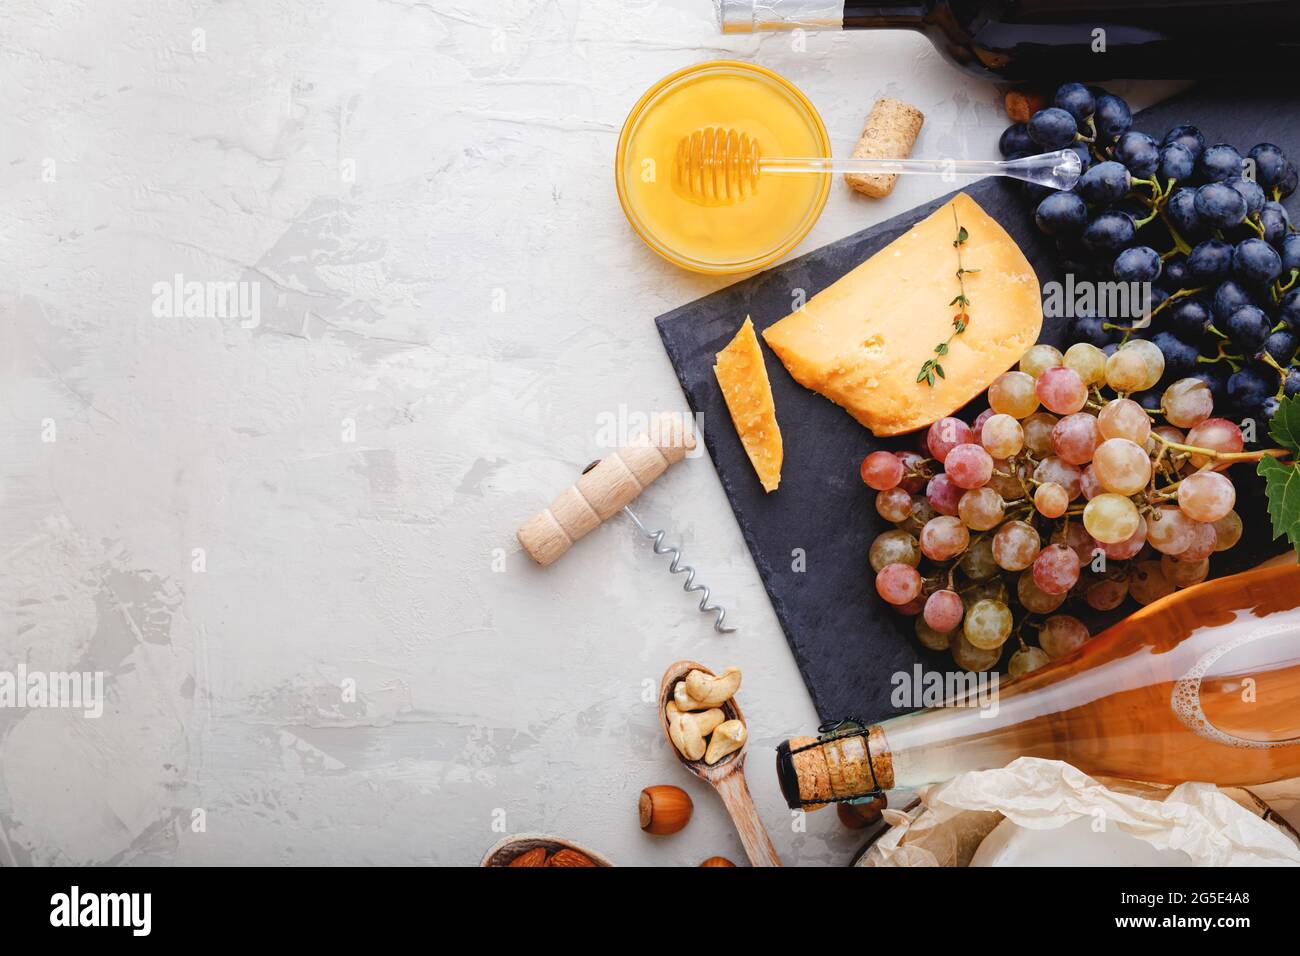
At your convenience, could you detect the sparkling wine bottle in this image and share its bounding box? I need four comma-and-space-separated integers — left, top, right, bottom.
716, 1, 1300, 80
776, 564, 1300, 810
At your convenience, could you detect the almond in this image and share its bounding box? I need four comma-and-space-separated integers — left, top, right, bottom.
546, 848, 596, 867
507, 846, 548, 867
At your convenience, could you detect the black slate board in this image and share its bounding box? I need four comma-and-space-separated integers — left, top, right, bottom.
656, 84, 1295, 724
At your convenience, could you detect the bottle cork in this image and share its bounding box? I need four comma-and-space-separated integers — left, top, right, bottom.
844, 97, 925, 199
775, 725, 894, 810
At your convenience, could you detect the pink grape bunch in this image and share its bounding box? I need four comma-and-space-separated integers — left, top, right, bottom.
862, 341, 1248, 677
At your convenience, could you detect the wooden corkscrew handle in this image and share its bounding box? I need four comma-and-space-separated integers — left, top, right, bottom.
517, 412, 696, 567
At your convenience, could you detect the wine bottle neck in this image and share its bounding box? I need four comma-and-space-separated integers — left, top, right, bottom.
716, 1, 928, 33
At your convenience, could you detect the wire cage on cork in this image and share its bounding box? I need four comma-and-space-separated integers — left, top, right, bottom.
777, 718, 894, 810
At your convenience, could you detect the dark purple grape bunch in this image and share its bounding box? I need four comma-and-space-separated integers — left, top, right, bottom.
1002, 82, 1300, 426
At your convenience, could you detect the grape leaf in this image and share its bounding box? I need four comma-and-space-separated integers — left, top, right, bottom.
1258, 455, 1300, 557
1268, 394, 1300, 455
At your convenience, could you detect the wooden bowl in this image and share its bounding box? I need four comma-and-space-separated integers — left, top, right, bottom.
480, 833, 614, 867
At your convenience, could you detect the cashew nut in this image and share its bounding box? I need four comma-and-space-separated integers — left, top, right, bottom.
704, 719, 747, 765
666, 701, 686, 755
667, 702, 725, 761
682, 666, 742, 709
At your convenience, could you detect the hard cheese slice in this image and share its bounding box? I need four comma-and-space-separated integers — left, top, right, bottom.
762, 192, 1041, 436
714, 316, 783, 493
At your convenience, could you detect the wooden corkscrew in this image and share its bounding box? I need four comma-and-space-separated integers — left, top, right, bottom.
516, 411, 736, 632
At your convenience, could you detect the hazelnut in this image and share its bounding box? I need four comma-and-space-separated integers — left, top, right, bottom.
699, 856, 737, 867
836, 795, 887, 830
639, 785, 693, 835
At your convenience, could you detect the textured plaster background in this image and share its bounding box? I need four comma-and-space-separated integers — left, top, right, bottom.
0, 1, 1177, 865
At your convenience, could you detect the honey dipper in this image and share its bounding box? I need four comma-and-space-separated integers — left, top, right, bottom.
674, 127, 1081, 205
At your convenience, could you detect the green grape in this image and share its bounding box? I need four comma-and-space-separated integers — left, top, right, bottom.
1104, 348, 1148, 392
1021, 412, 1059, 457
1017, 570, 1067, 614
963, 578, 1009, 609
959, 534, 1000, 581
1212, 510, 1243, 552
1092, 438, 1151, 496
992, 519, 1041, 571
1161, 378, 1213, 429
1129, 559, 1176, 605
1038, 615, 1089, 659
1063, 342, 1107, 386
963, 598, 1014, 650
957, 487, 1006, 531
1122, 339, 1166, 391
869, 529, 921, 572
951, 633, 1002, 672
916, 616, 954, 651
988, 371, 1040, 418
1008, 645, 1051, 677
1097, 397, 1150, 445
1020, 344, 1064, 379
980, 413, 1025, 459
1160, 555, 1210, 589
1082, 493, 1140, 544
897, 495, 938, 536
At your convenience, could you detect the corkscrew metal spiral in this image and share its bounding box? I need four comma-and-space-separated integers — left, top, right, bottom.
623, 506, 736, 633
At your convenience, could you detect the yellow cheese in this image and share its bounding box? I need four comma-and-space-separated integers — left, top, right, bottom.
714, 316, 783, 493
762, 192, 1041, 436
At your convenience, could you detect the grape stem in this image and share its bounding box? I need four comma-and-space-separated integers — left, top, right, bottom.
1102, 286, 1203, 336
1160, 212, 1194, 256
1148, 430, 1290, 463
1260, 351, 1291, 382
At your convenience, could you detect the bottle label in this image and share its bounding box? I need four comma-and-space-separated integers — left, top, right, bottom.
1171, 622, 1300, 749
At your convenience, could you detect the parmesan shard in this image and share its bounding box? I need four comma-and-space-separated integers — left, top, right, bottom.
714, 316, 783, 493
762, 193, 1042, 436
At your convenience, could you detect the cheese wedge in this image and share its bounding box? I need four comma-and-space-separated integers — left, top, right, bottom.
714, 316, 783, 493
762, 193, 1041, 436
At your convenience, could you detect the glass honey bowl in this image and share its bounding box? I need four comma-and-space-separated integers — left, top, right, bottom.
615, 60, 831, 275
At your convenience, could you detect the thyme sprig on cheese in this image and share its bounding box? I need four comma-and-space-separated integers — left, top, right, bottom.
917, 210, 979, 387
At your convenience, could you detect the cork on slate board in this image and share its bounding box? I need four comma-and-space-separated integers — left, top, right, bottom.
845, 97, 925, 198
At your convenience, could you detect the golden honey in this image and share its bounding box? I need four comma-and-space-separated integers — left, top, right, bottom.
616, 61, 830, 275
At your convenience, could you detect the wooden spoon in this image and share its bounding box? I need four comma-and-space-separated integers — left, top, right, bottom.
658, 660, 781, 867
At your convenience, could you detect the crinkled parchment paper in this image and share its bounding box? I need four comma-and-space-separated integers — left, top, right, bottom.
859, 757, 1300, 867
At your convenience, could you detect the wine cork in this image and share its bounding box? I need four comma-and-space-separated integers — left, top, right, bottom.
786, 736, 832, 811
780, 726, 895, 810
844, 97, 925, 199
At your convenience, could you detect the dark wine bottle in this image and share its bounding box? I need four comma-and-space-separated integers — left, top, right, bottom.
715, 0, 1300, 80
